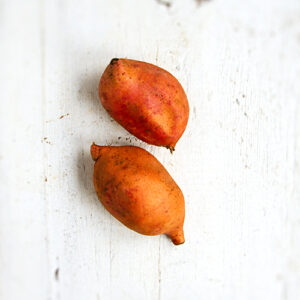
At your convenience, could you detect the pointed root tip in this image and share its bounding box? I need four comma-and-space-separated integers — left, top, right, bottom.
91, 143, 103, 161
166, 145, 175, 154
168, 228, 185, 245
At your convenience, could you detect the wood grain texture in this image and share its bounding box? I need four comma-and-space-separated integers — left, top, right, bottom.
0, 0, 300, 299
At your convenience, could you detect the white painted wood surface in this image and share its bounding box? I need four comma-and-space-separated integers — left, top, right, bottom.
1, 0, 300, 299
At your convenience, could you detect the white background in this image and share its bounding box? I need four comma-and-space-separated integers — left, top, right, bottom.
1, 0, 300, 299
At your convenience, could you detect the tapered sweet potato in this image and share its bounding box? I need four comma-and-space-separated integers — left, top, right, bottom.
91, 144, 185, 245
99, 58, 189, 152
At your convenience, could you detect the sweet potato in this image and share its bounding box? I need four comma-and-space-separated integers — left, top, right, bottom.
99, 58, 189, 152
91, 144, 185, 245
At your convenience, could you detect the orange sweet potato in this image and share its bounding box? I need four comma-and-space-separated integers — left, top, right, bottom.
91, 143, 185, 245
99, 58, 189, 152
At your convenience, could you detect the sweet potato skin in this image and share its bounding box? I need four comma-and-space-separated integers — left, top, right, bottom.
91, 144, 185, 245
99, 59, 189, 151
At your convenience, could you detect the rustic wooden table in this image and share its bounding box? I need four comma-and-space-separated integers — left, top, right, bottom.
1, 0, 300, 299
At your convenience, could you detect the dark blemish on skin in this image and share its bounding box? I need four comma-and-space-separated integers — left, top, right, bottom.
55, 268, 59, 281
118, 137, 121, 140
59, 113, 69, 119
156, 0, 172, 8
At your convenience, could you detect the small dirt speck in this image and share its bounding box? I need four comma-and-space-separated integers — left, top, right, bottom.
156, 0, 171, 8
44, 177, 47, 182
195, 0, 210, 5
59, 113, 69, 119
118, 137, 121, 140
55, 268, 59, 281
236, 99, 240, 105
41, 137, 52, 145
244, 112, 248, 117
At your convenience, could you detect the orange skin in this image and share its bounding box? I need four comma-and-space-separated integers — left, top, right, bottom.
99, 58, 189, 152
91, 144, 185, 245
